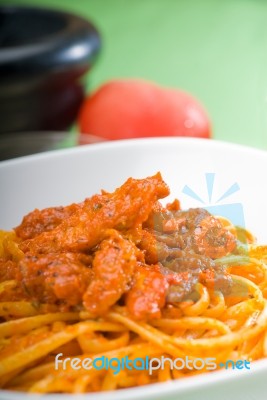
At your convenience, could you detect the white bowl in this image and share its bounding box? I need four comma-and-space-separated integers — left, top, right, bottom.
0, 137, 267, 400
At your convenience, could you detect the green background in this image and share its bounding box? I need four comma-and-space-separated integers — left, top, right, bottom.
5, 0, 267, 149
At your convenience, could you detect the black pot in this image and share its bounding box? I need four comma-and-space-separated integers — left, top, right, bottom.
0, 5, 101, 133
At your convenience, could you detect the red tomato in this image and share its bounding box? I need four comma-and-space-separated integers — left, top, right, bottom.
78, 79, 212, 140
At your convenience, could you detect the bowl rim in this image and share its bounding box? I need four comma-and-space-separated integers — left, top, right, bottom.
1, 136, 267, 167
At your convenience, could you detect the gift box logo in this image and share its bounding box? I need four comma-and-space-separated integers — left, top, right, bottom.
182, 173, 245, 229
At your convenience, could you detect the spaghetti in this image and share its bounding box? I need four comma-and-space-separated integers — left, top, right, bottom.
0, 173, 266, 393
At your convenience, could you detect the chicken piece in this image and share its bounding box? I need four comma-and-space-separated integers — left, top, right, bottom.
163, 254, 232, 301
137, 215, 234, 303
166, 198, 181, 211
145, 208, 236, 259
15, 203, 82, 240
19, 253, 92, 309
20, 173, 169, 254
138, 229, 172, 264
125, 265, 169, 320
192, 214, 236, 258
83, 231, 137, 315
0, 259, 20, 282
